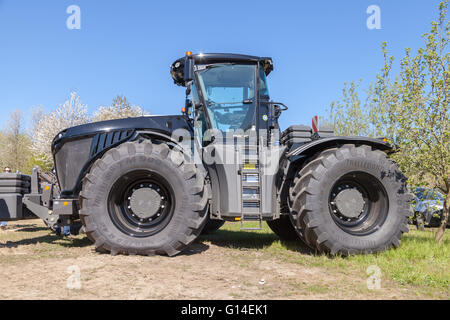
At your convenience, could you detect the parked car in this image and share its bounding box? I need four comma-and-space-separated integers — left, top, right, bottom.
411, 187, 446, 228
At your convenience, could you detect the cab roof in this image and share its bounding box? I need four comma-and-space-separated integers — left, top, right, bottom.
170, 53, 273, 87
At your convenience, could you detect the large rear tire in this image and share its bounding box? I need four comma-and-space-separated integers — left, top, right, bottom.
79, 139, 209, 256
289, 144, 413, 255
267, 215, 299, 240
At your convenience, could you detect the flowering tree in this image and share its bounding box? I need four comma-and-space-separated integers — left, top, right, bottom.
31, 91, 90, 167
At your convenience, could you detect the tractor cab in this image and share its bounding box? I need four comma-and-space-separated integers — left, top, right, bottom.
171, 53, 282, 147
171, 53, 285, 226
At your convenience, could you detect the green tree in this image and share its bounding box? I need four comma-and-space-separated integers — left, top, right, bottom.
327, 80, 373, 136
328, 1, 449, 243
390, 1, 449, 243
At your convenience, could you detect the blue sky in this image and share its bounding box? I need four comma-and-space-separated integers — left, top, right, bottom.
0, 0, 443, 131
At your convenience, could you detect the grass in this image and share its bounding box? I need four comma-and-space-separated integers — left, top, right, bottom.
344, 230, 449, 289
200, 222, 450, 297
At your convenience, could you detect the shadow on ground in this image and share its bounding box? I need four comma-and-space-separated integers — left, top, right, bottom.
198, 229, 314, 255
0, 223, 92, 249
2, 222, 314, 255
179, 242, 210, 256
0, 235, 92, 249
15, 226, 49, 233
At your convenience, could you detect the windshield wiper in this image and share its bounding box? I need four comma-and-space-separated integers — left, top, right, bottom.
199, 63, 237, 72
207, 99, 253, 106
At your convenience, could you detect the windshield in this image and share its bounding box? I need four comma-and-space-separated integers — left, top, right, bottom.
196, 64, 256, 132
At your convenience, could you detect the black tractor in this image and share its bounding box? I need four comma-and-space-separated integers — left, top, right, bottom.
0, 52, 413, 256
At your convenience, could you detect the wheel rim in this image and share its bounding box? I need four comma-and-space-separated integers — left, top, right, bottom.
108, 170, 175, 238
328, 171, 389, 236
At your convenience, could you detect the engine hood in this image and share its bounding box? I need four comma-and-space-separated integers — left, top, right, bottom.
52, 115, 192, 153
50, 115, 193, 197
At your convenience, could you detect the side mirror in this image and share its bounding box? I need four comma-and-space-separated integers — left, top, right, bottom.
184, 56, 194, 83
185, 99, 192, 109
194, 101, 202, 110
273, 105, 282, 119
268, 104, 281, 120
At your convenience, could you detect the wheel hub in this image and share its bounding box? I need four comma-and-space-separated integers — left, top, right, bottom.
328, 172, 389, 236
334, 188, 365, 219
129, 187, 162, 219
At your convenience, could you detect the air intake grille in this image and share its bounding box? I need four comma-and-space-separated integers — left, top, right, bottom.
90, 130, 133, 157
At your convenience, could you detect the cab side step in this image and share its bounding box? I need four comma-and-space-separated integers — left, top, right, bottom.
239, 144, 263, 230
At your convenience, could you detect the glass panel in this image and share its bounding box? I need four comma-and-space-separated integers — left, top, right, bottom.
191, 83, 209, 145
258, 67, 270, 98
197, 64, 256, 132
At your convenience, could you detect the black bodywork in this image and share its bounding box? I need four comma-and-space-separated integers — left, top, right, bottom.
52, 115, 193, 198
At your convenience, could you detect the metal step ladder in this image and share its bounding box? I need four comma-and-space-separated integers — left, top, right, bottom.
239, 144, 262, 230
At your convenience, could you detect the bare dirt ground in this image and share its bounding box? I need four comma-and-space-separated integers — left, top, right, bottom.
0, 219, 446, 300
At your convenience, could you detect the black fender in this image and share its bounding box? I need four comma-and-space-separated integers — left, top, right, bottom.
58, 130, 182, 198
287, 136, 392, 160
51, 116, 194, 198
276, 136, 393, 213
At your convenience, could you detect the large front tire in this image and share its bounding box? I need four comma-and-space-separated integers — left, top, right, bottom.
289, 144, 413, 255
79, 140, 209, 256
